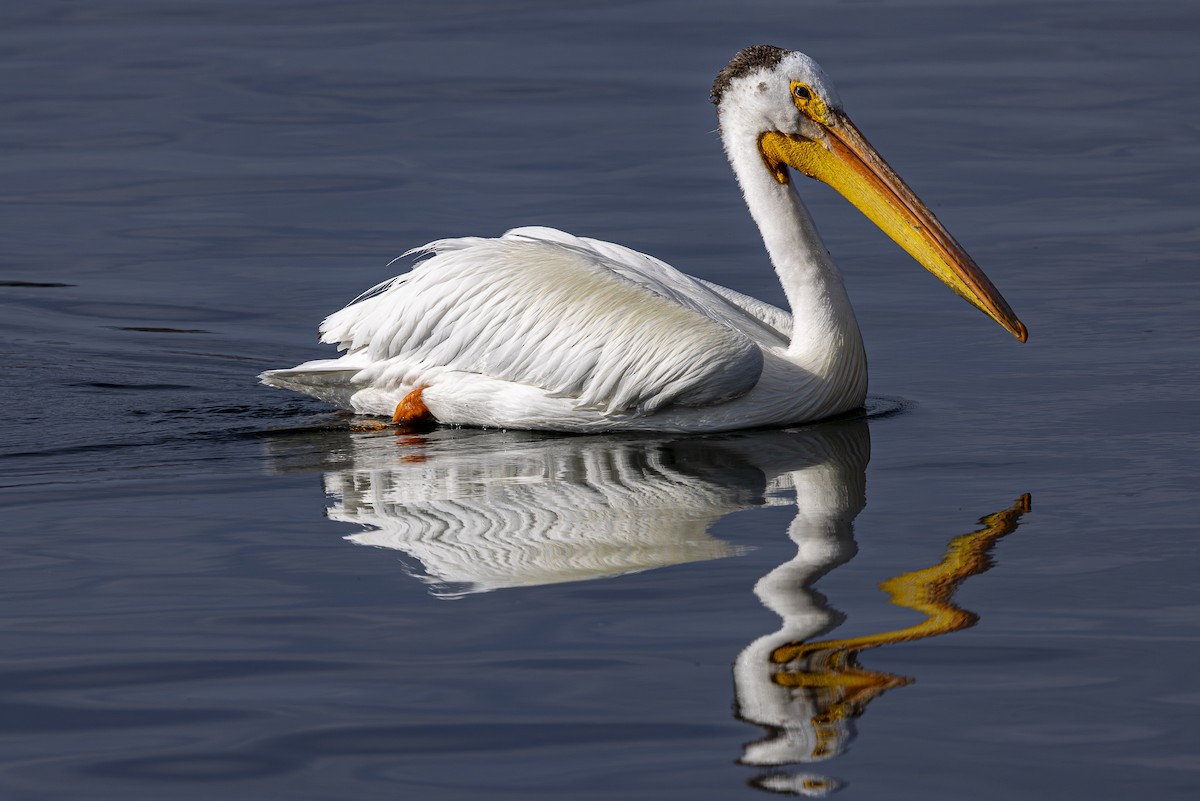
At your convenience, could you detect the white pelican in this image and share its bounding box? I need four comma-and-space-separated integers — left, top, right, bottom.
262, 45, 1025, 432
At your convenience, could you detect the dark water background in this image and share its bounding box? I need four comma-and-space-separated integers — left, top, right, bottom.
2, 0, 1198, 798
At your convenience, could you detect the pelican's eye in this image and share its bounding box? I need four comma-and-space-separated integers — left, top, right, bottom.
790, 81, 829, 122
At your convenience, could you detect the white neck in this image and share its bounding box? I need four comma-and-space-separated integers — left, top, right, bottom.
721, 122, 866, 378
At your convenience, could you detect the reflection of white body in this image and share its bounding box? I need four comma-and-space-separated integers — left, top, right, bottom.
319, 426, 865, 603
325, 431, 763, 595
261, 47, 1023, 433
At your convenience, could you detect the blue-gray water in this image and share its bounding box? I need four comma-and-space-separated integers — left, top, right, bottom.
2, 1, 1197, 798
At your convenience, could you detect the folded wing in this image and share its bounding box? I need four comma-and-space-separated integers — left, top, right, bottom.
318, 228, 770, 416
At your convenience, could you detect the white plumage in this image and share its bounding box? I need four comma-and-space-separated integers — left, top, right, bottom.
262, 46, 1023, 432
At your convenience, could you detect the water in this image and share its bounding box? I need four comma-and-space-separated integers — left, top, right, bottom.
2, 0, 1197, 797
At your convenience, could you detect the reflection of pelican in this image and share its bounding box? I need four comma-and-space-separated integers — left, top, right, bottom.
261, 46, 1024, 433
309, 424, 866, 597
266, 417, 1027, 795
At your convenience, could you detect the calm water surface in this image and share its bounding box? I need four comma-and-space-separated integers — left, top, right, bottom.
2, 1, 1198, 798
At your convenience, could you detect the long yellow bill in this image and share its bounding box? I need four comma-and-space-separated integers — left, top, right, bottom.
759, 113, 1027, 342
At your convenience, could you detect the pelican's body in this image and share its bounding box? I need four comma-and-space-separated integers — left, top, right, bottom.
262, 47, 1024, 433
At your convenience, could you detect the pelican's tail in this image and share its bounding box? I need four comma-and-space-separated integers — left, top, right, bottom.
259, 358, 364, 410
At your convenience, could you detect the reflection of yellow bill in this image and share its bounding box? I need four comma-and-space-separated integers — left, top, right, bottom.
766, 494, 1031, 758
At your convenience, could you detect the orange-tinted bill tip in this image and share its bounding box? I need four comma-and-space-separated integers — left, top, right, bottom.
1013, 319, 1029, 344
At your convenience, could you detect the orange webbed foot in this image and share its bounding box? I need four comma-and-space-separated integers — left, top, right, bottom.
392, 386, 437, 432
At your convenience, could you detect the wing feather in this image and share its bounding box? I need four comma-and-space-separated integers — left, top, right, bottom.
319, 230, 767, 415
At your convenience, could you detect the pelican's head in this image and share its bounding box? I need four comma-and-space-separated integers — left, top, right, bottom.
713, 46, 1026, 342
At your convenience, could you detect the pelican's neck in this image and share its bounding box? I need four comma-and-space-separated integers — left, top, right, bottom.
722, 123, 864, 372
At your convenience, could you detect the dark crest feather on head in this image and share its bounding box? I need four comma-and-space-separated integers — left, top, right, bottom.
711, 45, 789, 105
